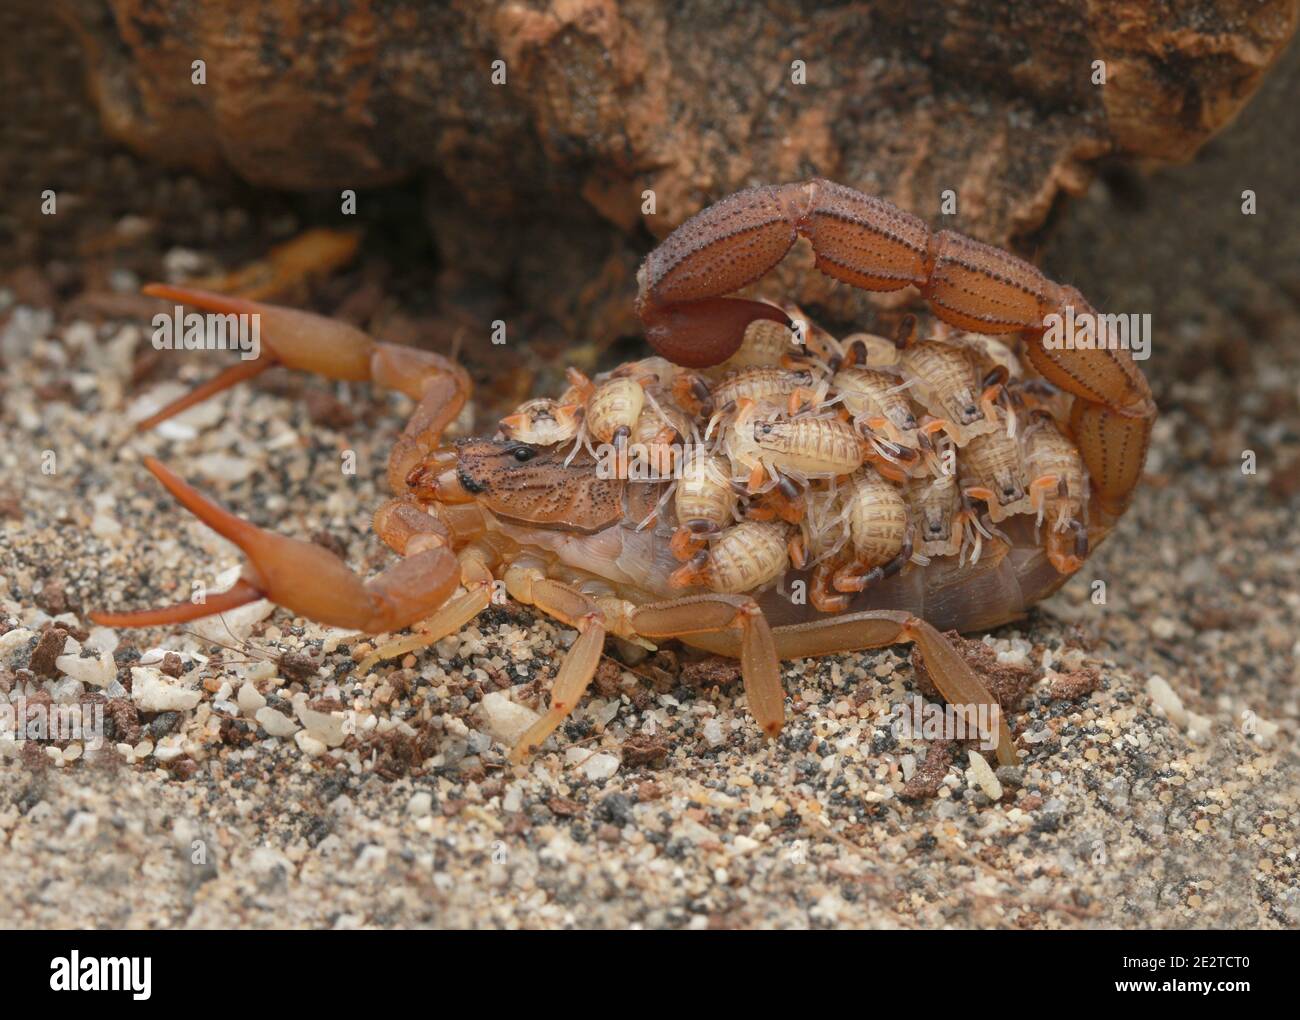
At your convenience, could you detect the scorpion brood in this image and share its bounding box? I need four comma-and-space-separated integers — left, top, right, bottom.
90, 179, 1155, 768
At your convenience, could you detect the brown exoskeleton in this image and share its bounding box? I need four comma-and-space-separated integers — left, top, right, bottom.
89, 180, 1154, 772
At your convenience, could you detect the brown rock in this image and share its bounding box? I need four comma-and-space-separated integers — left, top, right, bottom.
29, 628, 66, 678
26, 0, 1297, 342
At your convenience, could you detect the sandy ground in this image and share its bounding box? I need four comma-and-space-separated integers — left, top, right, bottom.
1, 51, 1297, 930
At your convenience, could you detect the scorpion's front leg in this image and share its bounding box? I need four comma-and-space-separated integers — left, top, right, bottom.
136, 285, 471, 494
89, 458, 461, 633
502, 567, 608, 763
355, 539, 498, 673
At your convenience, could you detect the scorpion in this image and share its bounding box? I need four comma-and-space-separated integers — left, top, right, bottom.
89, 179, 1156, 769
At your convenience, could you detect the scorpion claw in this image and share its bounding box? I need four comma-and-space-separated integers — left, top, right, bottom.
136, 283, 378, 430
89, 578, 265, 629
134, 358, 272, 432
90, 457, 460, 634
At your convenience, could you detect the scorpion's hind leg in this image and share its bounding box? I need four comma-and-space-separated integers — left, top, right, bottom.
135, 285, 471, 495
630, 595, 784, 739
89, 458, 461, 634
768, 611, 1017, 766
503, 570, 608, 763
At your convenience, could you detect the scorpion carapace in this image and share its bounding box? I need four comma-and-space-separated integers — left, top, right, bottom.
87, 181, 1156, 771
441, 440, 625, 534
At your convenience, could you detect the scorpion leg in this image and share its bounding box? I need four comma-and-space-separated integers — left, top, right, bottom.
356, 546, 497, 673
187, 228, 360, 301
503, 571, 608, 763
631, 595, 784, 738
135, 285, 471, 494
678, 610, 1015, 765
810, 561, 852, 613
774, 612, 1016, 766
831, 531, 914, 594
89, 457, 460, 633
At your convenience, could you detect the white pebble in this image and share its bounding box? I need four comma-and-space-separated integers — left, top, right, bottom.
578, 752, 620, 781
356, 845, 388, 871
0, 628, 34, 664
965, 751, 1003, 800
247, 846, 293, 877
731, 835, 760, 854
66, 811, 98, 838
1248, 714, 1280, 744
477, 691, 541, 746
1150, 617, 1178, 640
55, 650, 116, 688
191, 598, 274, 644
131, 667, 201, 712
90, 513, 122, 539
193, 452, 256, 483
1146, 675, 1189, 728
407, 791, 433, 817
85, 627, 119, 654
237, 682, 267, 717
255, 707, 299, 738
293, 700, 347, 748
1186, 711, 1214, 744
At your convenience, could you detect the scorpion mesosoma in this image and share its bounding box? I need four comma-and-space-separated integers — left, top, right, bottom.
89, 180, 1156, 769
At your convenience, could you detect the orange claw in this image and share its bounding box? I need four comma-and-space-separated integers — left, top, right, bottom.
90, 458, 460, 634
90, 578, 265, 629
139, 284, 376, 428
138, 284, 470, 494
134, 358, 271, 432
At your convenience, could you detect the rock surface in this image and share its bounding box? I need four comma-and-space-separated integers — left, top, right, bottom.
15, 0, 1299, 341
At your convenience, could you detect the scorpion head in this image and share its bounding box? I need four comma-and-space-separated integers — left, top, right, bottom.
447, 438, 626, 533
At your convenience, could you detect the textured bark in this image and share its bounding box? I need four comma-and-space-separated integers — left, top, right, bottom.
30, 0, 1300, 337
